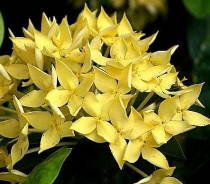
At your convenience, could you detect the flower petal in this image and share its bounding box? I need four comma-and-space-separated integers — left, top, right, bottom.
109, 135, 127, 169
39, 127, 60, 153
151, 125, 167, 144
46, 89, 70, 107
20, 90, 47, 107
22, 111, 53, 130
142, 146, 169, 169
97, 120, 118, 143
123, 139, 144, 163
183, 110, 210, 126
70, 117, 96, 134
0, 119, 19, 138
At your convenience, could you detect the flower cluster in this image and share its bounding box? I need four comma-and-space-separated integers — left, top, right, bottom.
0, 4, 209, 183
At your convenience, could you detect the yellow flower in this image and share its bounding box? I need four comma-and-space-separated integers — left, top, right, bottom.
134, 167, 182, 184
176, 84, 210, 126
70, 92, 117, 143
124, 132, 169, 170
0, 96, 29, 169
0, 64, 13, 102
109, 97, 152, 169
20, 64, 57, 107
45, 60, 94, 116
22, 103, 74, 153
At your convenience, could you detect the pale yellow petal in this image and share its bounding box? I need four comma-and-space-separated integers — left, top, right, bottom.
20, 90, 47, 107
39, 127, 60, 153
179, 84, 203, 110
118, 13, 133, 36
158, 96, 177, 122
67, 94, 83, 116
10, 125, 29, 167
123, 139, 144, 163
109, 135, 127, 169
70, 117, 97, 134
161, 177, 182, 184
0, 119, 19, 138
142, 146, 169, 169
45, 89, 70, 107
5, 64, 29, 80
164, 121, 192, 136
85, 129, 106, 143
97, 120, 118, 143
58, 121, 74, 137
109, 97, 128, 129
22, 111, 53, 130
28, 64, 52, 90
110, 37, 127, 60
75, 74, 94, 97
183, 110, 210, 126
82, 92, 101, 117
151, 125, 167, 144
56, 60, 78, 90
94, 66, 117, 93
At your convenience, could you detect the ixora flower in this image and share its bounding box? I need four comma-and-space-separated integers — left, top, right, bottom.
0, 3, 209, 183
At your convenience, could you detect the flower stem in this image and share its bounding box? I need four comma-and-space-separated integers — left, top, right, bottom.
0, 106, 17, 114
136, 91, 154, 112
125, 162, 148, 178
26, 141, 77, 154
28, 128, 44, 133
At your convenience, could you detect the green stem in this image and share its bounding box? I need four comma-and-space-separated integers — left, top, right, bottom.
26, 141, 77, 154
28, 128, 44, 133
0, 106, 17, 114
127, 89, 139, 114
0, 116, 13, 120
125, 162, 148, 178
136, 91, 154, 112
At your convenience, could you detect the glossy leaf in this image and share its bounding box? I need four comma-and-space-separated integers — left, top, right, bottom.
182, 0, 210, 18
0, 11, 4, 48
23, 147, 72, 184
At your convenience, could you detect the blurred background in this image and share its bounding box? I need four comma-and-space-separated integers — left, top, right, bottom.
0, 0, 210, 183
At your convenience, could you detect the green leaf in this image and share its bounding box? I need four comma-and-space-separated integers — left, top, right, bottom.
182, 0, 210, 19
23, 147, 72, 184
158, 137, 186, 161
0, 11, 4, 48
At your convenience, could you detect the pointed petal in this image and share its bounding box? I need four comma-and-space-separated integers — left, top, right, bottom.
5, 64, 29, 80
109, 97, 128, 129
94, 66, 117, 93
118, 13, 133, 36
123, 139, 144, 163
151, 125, 167, 144
67, 94, 83, 116
97, 120, 118, 143
183, 110, 210, 126
85, 129, 106, 143
70, 117, 96, 134
11, 125, 29, 167
109, 135, 127, 169
0, 119, 19, 138
110, 37, 127, 60
28, 64, 52, 90
179, 84, 203, 110
20, 90, 47, 107
82, 92, 101, 117
22, 111, 53, 130
56, 60, 78, 90
39, 127, 60, 153
58, 121, 74, 137
46, 89, 70, 107
142, 146, 169, 169
165, 120, 193, 135
158, 96, 177, 122
161, 177, 182, 184
75, 74, 94, 97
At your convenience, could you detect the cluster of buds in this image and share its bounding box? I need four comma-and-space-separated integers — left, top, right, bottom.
0, 4, 209, 183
